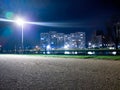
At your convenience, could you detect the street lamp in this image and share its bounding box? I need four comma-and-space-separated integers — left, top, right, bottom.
16, 17, 25, 53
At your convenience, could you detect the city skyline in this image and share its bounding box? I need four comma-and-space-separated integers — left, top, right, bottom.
0, 30, 86, 50
40, 31, 86, 50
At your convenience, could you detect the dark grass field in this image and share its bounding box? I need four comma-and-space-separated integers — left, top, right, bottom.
27, 54, 120, 60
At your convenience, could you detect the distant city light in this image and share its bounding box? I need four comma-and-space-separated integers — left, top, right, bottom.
35, 45, 39, 48
100, 44, 102, 47
74, 51, 78, 54
112, 51, 116, 55
109, 47, 115, 50
35, 45, 40, 51
92, 45, 96, 48
47, 51, 50, 54
88, 51, 95, 55
47, 45, 51, 50
88, 42, 91, 45
64, 51, 70, 54
40, 31, 86, 50
64, 45, 69, 49
43, 52, 45, 54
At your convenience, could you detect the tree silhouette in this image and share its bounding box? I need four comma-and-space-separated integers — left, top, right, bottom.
106, 16, 120, 50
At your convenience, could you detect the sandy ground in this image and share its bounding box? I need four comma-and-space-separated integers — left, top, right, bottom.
0, 55, 120, 90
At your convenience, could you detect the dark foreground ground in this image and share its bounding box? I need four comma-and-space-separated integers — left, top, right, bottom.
0, 55, 120, 90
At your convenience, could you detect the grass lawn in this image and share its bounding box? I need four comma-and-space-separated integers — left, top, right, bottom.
28, 54, 120, 60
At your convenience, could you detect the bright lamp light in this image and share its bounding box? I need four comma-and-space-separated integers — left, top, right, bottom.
16, 17, 25, 26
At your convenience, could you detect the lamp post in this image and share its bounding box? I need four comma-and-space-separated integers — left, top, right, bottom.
21, 24, 24, 53
16, 18, 25, 53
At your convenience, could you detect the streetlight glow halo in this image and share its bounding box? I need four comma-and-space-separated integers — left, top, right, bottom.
15, 17, 25, 26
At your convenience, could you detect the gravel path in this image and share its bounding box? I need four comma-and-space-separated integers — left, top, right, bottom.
0, 55, 120, 90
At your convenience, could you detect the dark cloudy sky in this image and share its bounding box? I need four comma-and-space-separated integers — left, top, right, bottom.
0, 0, 120, 49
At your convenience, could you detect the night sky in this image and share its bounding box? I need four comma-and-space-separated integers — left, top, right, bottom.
0, 0, 120, 49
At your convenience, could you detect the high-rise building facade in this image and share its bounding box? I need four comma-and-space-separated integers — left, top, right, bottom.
40, 31, 86, 50
40, 33, 50, 49
69, 32, 86, 49
49, 31, 58, 49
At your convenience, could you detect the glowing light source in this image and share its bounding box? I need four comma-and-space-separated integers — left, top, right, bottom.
88, 51, 95, 55
47, 45, 51, 50
75, 51, 78, 54
92, 45, 96, 48
47, 51, 50, 54
112, 51, 116, 55
64, 45, 69, 49
88, 42, 91, 45
109, 47, 115, 50
15, 17, 25, 26
64, 51, 70, 54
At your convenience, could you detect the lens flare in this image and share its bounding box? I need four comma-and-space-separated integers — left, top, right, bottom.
0, 18, 92, 28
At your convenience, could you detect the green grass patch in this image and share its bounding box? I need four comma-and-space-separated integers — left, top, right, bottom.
92, 56, 120, 60
28, 54, 120, 60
